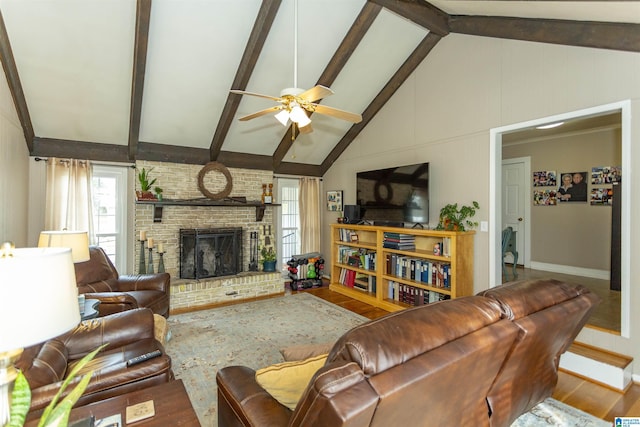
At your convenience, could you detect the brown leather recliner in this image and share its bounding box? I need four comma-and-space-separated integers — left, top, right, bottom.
216, 279, 599, 427
74, 246, 170, 318
18, 308, 173, 416
478, 279, 600, 427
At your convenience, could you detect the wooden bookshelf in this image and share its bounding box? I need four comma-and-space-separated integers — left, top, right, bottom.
330, 224, 475, 312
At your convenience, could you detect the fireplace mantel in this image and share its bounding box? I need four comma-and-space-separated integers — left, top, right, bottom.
136, 198, 281, 222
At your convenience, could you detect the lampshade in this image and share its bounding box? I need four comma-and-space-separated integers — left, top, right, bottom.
289, 105, 311, 127
38, 230, 90, 263
274, 109, 290, 126
0, 247, 81, 353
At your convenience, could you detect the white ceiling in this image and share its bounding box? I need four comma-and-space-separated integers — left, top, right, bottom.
0, 0, 638, 171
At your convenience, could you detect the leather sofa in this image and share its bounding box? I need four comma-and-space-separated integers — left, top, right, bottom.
18, 308, 173, 415
216, 279, 599, 427
75, 246, 170, 318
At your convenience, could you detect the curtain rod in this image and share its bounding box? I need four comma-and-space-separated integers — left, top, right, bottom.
274, 174, 323, 181
34, 157, 136, 168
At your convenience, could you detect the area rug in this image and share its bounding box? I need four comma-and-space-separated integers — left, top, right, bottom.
166, 293, 608, 427
512, 397, 609, 426
165, 293, 368, 427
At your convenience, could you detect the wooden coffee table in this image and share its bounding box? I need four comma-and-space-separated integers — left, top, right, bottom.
26, 380, 200, 426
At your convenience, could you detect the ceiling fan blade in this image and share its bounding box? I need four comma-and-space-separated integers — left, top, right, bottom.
230, 89, 282, 102
239, 106, 281, 121
298, 123, 313, 134
298, 85, 334, 103
312, 104, 362, 123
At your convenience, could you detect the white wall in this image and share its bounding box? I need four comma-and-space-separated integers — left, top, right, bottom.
0, 63, 30, 246
322, 34, 640, 374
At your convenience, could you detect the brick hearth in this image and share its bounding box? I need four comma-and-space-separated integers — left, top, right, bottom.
135, 160, 283, 312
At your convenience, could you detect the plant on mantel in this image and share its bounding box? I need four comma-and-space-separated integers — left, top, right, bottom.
436, 201, 480, 231
136, 167, 158, 200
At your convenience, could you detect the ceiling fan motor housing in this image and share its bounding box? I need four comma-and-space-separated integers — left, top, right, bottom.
280, 87, 305, 97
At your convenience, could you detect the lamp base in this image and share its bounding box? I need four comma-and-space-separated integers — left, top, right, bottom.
0, 348, 23, 426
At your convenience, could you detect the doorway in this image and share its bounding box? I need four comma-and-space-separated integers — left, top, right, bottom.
490, 100, 631, 338
501, 157, 530, 269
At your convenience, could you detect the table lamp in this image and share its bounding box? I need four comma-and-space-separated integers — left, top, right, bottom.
0, 244, 81, 425
38, 231, 90, 263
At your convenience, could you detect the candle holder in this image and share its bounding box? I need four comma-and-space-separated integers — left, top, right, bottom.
147, 248, 154, 274
158, 251, 165, 273
138, 240, 146, 274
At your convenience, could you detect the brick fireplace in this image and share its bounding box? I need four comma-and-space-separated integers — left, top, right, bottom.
135, 161, 283, 312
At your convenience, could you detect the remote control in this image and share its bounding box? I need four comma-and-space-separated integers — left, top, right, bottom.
126, 350, 162, 367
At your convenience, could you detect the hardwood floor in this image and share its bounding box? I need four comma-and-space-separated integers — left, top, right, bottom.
504, 266, 621, 332
289, 285, 640, 421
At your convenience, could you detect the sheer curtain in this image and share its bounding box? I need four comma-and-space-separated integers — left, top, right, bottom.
299, 177, 321, 253
44, 158, 94, 240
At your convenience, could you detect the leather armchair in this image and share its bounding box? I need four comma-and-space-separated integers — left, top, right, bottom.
74, 246, 170, 318
18, 308, 173, 415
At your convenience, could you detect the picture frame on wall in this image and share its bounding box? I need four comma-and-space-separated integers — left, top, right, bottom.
557, 171, 588, 202
533, 170, 557, 187
327, 190, 343, 212
591, 166, 621, 184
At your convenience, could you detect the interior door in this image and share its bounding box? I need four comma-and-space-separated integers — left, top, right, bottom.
501, 158, 527, 266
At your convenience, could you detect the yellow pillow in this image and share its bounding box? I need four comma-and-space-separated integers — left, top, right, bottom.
255, 353, 328, 410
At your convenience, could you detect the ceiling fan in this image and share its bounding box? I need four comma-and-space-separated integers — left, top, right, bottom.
230, 0, 362, 134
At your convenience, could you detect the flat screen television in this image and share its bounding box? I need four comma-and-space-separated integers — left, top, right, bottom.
356, 163, 429, 225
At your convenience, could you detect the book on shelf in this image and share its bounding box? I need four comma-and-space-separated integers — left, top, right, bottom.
339, 246, 376, 271
383, 232, 416, 251
442, 237, 451, 257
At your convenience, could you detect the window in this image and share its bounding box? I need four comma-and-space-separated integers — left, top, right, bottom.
278, 178, 300, 268
91, 165, 128, 271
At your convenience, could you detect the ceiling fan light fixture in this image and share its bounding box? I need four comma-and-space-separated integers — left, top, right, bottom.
290, 105, 311, 127
275, 109, 290, 126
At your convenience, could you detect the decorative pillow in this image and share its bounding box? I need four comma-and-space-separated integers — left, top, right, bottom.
255, 353, 328, 410
280, 342, 334, 361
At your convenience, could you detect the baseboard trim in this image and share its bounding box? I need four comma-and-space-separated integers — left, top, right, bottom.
529, 261, 609, 280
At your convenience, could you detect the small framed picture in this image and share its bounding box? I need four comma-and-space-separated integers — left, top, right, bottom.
327, 190, 343, 211
350, 233, 359, 243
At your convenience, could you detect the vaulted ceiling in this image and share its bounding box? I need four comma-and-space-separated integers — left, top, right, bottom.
1, 0, 638, 176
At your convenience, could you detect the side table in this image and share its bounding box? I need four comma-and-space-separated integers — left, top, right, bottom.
81, 299, 100, 320
26, 380, 200, 426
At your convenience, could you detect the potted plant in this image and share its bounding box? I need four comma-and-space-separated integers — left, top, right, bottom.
260, 246, 277, 272
9, 345, 105, 427
154, 186, 164, 201
436, 201, 480, 231
136, 167, 157, 200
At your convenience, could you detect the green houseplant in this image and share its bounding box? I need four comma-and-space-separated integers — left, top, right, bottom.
436, 201, 480, 231
9, 345, 105, 427
260, 247, 277, 272
154, 186, 164, 201
136, 168, 157, 200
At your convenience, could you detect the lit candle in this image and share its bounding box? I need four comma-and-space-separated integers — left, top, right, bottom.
158, 243, 164, 253
147, 238, 154, 248
140, 230, 147, 241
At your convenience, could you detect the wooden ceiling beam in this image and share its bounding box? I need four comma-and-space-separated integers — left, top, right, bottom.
32, 138, 130, 163
320, 32, 442, 175
209, 0, 282, 161
0, 10, 34, 152
369, 0, 449, 36
449, 16, 640, 53
272, 2, 382, 170
128, 0, 152, 160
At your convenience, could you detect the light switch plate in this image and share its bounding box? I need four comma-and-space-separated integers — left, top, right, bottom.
480, 221, 488, 232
